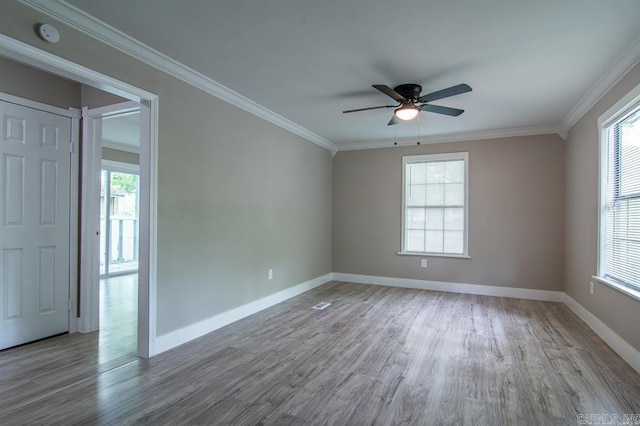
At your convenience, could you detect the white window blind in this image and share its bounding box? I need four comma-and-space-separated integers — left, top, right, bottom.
402, 152, 468, 257
601, 106, 640, 290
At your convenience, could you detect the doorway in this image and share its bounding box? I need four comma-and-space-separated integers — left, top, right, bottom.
81, 102, 144, 362
98, 110, 141, 361
0, 33, 158, 357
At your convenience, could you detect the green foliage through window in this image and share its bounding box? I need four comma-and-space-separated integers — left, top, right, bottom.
111, 172, 137, 194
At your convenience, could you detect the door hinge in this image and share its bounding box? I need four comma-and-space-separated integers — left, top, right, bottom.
69, 142, 74, 153
68, 299, 73, 311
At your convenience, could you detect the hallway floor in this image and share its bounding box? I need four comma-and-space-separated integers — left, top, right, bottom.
99, 274, 138, 364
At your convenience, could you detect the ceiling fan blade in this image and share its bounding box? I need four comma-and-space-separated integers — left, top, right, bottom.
420, 104, 464, 116
387, 114, 400, 126
343, 105, 396, 113
418, 84, 472, 103
372, 85, 407, 102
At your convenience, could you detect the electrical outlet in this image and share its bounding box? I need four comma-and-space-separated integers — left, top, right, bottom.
590, 281, 594, 295
268, 269, 273, 280
421, 259, 428, 268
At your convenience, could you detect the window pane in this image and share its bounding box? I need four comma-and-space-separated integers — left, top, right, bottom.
407, 208, 426, 229
445, 160, 464, 183
444, 231, 464, 254
444, 207, 464, 231
425, 230, 444, 252
407, 230, 425, 252
619, 109, 640, 196
407, 184, 426, 206
407, 163, 426, 185
444, 183, 464, 206
425, 208, 443, 229
426, 162, 445, 183
426, 184, 444, 206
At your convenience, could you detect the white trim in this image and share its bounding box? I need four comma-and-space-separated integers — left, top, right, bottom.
144, 96, 160, 357
0, 34, 153, 103
563, 294, 640, 374
102, 159, 140, 174
401, 152, 469, 258
561, 34, 640, 132
140, 99, 158, 357
68, 112, 80, 333
597, 123, 607, 282
0, 33, 159, 357
332, 273, 564, 302
0, 91, 80, 118
396, 252, 471, 259
336, 125, 564, 152
83, 101, 139, 118
78, 107, 102, 333
155, 273, 332, 355
19, 0, 337, 155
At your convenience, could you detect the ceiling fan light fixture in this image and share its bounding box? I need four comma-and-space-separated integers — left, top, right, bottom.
394, 104, 419, 121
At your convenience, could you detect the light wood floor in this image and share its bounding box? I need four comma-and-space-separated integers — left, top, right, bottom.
98, 274, 138, 365
1, 281, 639, 425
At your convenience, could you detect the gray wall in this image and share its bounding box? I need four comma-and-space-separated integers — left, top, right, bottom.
333, 135, 566, 291
0, 55, 80, 108
102, 147, 139, 165
0, 3, 332, 336
81, 84, 128, 109
565, 61, 640, 352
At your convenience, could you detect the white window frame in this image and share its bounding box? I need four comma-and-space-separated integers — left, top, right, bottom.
594, 80, 640, 302
399, 152, 470, 258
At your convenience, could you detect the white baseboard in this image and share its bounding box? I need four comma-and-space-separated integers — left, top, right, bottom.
563, 294, 640, 374
332, 272, 564, 302
154, 273, 332, 355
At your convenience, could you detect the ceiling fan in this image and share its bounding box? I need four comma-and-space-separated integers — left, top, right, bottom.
343, 83, 472, 125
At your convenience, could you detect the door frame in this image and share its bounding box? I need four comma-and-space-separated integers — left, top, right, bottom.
0, 34, 158, 357
81, 102, 140, 331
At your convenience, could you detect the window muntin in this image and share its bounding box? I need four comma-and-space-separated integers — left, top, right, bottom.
402, 152, 468, 257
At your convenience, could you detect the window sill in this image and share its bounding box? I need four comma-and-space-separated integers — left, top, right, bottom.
397, 252, 471, 259
591, 275, 640, 303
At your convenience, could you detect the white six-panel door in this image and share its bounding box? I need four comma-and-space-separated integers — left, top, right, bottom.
0, 100, 71, 350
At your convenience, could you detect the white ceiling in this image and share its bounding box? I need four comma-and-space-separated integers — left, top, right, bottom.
102, 111, 140, 151
61, 0, 640, 149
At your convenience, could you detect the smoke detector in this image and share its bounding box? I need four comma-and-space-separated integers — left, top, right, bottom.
37, 24, 60, 43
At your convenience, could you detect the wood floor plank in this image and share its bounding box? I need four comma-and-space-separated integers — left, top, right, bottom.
1, 281, 640, 425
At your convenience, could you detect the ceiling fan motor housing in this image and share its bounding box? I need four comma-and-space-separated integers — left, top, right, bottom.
394, 84, 422, 101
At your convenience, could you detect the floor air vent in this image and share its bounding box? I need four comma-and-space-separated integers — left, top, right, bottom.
312, 302, 331, 310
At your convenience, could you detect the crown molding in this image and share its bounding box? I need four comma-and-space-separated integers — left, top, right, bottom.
20, 0, 337, 155
561, 34, 640, 133
335, 124, 563, 152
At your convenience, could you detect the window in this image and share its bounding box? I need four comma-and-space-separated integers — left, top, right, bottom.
599, 100, 640, 292
401, 152, 469, 257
